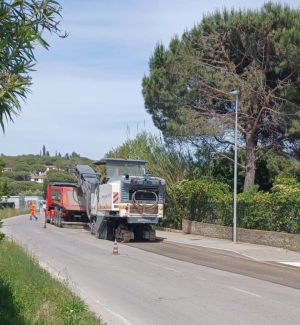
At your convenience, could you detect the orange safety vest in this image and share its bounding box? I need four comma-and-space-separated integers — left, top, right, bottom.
30, 204, 35, 216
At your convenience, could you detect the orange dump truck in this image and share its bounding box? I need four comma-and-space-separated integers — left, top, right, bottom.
45, 182, 89, 227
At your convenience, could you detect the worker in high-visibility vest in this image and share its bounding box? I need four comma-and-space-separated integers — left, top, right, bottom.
29, 202, 38, 220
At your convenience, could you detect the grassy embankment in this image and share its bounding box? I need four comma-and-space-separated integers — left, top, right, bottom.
0, 210, 103, 325
0, 208, 31, 219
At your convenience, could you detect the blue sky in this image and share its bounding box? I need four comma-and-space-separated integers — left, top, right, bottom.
1, 0, 299, 159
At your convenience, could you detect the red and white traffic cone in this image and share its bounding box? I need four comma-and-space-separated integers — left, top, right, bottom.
113, 239, 119, 255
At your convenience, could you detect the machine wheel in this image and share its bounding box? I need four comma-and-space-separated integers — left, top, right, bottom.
115, 227, 131, 243
122, 230, 131, 243
149, 229, 156, 242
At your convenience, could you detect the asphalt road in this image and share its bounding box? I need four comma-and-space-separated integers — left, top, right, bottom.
2, 215, 300, 325
128, 241, 300, 290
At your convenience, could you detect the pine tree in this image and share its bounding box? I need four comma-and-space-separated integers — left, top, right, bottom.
2, 181, 11, 198
142, 3, 300, 190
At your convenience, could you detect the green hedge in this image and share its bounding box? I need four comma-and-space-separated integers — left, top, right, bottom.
163, 177, 300, 233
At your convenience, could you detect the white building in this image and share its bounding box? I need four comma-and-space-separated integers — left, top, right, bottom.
3, 167, 13, 172
30, 175, 46, 183
45, 165, 58, 171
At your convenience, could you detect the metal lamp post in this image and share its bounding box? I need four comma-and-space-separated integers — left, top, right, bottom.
227, 90, 239, 243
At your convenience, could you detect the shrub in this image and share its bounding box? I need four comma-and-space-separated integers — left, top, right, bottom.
166, 177, 300, 234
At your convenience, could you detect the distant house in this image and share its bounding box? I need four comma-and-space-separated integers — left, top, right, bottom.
44, 165, 58, 171
30, 175, 46, 184
3, 167, 13, 172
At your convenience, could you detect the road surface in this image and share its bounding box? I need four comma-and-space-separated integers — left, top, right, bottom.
2, 215, 300, 325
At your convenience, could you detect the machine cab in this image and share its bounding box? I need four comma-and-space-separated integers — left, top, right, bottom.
93, 158, 148, 180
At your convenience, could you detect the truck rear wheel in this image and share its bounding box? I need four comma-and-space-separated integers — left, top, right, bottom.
58, 212, 62, 228
54, 208, 62, 228
54, 212, 57, 226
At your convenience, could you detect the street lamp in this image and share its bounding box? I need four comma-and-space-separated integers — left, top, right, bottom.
227, 90, 239, 243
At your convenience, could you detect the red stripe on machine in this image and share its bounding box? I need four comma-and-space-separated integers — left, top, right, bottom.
113, 192, 119, 203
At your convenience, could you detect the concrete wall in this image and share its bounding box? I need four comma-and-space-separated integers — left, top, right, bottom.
182, 219, 300, 252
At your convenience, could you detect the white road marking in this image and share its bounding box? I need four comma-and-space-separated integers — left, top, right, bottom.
143, 260, 183, 274
194, 275, 207, 281
163, 266, 182, 273
78, 286, 134, 325
279, 262, 300, 268
228, 286, 262, 298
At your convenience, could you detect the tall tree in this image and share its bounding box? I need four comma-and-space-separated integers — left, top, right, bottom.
2, 180, 10, 197
142, 3, 300, 190
0, 0, 67, 131
0, 160, 2, 199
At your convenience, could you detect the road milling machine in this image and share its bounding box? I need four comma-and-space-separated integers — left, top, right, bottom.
74, 158, 165, 242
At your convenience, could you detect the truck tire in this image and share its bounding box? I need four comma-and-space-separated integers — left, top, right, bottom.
54, 212, 57, 226
58, 211, 62, 228
54, 208, 59, 227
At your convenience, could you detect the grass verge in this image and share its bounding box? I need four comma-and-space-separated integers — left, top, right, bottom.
0, 208, 31, 219
0, 239, 103, 325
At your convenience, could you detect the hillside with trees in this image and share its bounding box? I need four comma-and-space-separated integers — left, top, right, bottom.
0, 151, 92, 197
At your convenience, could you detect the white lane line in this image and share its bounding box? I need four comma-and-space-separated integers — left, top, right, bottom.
227, 286, 263, 298
194, 276, 207, 281
281, 261, 300, 267
78, 286, 134, 325
143, 260, 183, 274
163, 266, 182, 274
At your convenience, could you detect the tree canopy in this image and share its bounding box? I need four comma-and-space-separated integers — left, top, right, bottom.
0, 0, 67, 131
142, 3, 300, 190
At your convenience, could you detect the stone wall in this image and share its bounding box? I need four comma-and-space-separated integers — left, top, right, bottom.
182, 219, 300, 252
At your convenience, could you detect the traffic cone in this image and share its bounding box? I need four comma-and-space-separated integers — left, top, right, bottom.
113, 239, 119, 255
